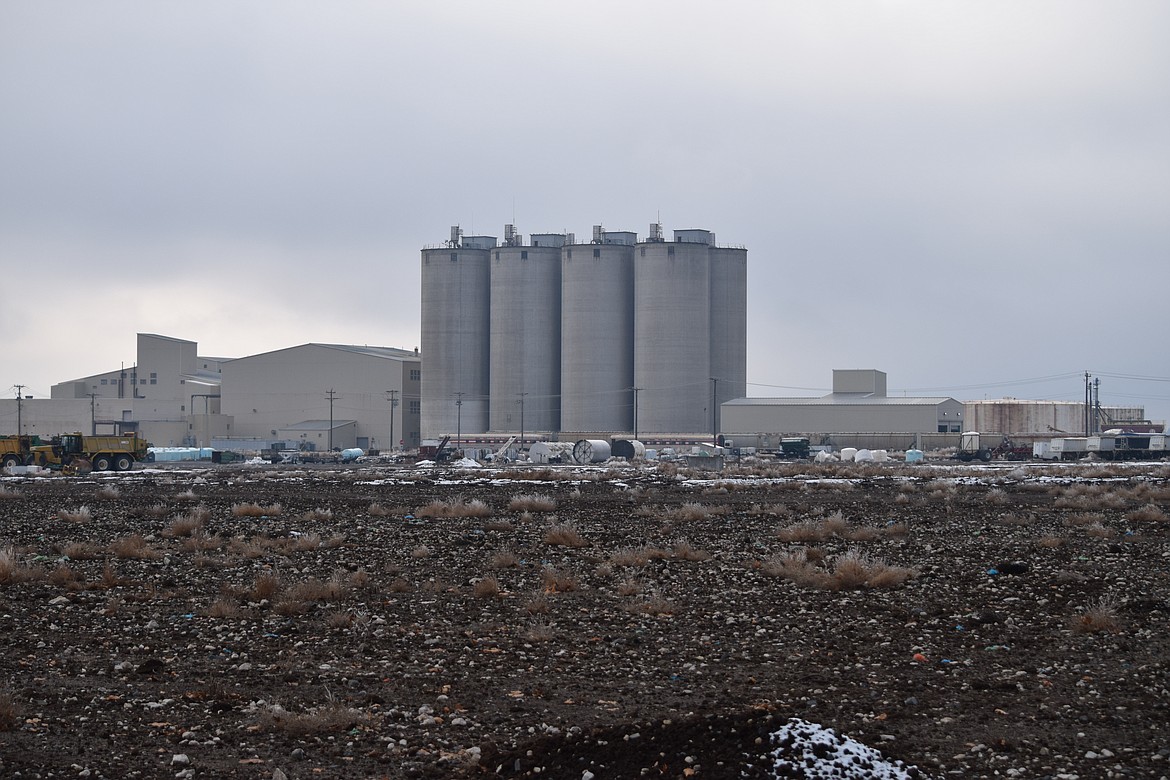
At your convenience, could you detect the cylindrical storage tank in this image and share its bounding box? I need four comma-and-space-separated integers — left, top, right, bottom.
572, 439, 612, 464
560, 242, 635, 432
489, 244, 562, 434
708, 246, 747, 432
610, 438, 646, 459
420, 245, 491, 440
634, 241, 710, 434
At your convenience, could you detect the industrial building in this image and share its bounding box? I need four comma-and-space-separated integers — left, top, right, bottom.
2, 334, 420, 452
721, 370, 1151, 451
421, 223, 748, 440
720, 370, 965, 450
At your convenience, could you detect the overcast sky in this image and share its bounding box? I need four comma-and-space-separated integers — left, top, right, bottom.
2, 1, 1168, 422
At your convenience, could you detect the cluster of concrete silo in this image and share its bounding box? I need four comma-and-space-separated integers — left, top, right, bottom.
420, 223, 747, 440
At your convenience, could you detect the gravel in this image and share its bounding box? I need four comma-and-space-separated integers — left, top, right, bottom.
0, 458, 1168, 779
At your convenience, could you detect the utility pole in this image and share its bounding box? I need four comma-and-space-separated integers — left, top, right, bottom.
517, 392, 528, 450
454, 392, 465, 448
386, 389, 399, 452
631, 387, 641, 440
710, 377, 719, 447
87, 393, 98, 436
326, 389, 337, 451
1083, 372, 1091, 437
14, 385, 24, 436
1093, 378, 1101, 434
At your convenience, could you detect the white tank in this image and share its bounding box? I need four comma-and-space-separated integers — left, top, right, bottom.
420, 242, 491, 440
489, 241, 562, 434
708, 246, 748, 431
634, 239, 710, 433
573, 439, 612, 464
560, 240, 635, 432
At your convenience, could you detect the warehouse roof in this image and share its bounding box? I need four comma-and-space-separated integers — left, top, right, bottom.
725, 395, 956, 406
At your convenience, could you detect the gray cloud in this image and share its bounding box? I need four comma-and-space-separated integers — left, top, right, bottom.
2, 1, 1167, 418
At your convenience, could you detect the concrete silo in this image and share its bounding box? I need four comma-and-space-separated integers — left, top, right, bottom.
489, 227, 563, 436
560, 227, 635, 433
633, 229, 712, 434
709, 245, 748, 431
420, 227, 493, 441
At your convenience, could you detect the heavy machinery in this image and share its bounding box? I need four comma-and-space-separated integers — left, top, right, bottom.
28, 432, 150, 472
1, 435, 38, 469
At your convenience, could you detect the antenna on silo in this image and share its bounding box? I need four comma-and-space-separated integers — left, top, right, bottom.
448, 225, 462, 248
504, 224, 518, 247
592, 225, 604, 244
649, 221, 664, 242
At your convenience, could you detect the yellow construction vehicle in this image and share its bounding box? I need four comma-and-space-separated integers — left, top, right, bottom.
1, 435, 38, 469
29, 433, 150, 472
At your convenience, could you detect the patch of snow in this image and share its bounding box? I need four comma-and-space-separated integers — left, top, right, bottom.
767, 718, 928, 779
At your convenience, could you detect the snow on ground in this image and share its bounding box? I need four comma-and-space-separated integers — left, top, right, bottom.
768, 718, 929, 779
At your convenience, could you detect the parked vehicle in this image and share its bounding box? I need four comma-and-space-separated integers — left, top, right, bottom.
1, 435, 38, 469
28, 433, 150, 472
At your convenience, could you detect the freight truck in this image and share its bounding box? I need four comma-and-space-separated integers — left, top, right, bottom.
28, 433, 150, 472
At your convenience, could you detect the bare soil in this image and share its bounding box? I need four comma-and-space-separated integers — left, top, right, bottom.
1, 459, 1169, 779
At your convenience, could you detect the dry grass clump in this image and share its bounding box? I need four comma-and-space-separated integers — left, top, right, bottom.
763, 548, 916, 590
165, 506, 210, 537
484, 519, 515, 532
367, 503, 394, 517
616, 578, 643, 596
543, 522, 588, 548
417, 498, 492, 518
985, 487, 1009, 505
508, 493, 556, 512
251, 572, 282, 601
56, 506, 93, 523
610, 545, 669, 567
1084, 523, 1119, 539
61, 541, 101, 560
387, 577, 412, 593
291, 532, 323, 552
1035, 535, 1067, 548
666, 502, 713, 521
228, 535, 268, 559
95, 485, 120, 500
205, 598, 241, 618
109, 534, 162, 560
845, 526, 883, 542
1065, 512, 1106, 527
539, 566, 578, 593
0, 485, 22, 499
0, 689, 20, 731
411, 545, 431, 559
524, 592, 550, 614
762, 550, 832, 588
0, 547, 39, 585
1125, 503, 1167, 523
776, 521, 829, 543
129, 503, 169, 519
625, 593, 676, 615
47, 563, 80, 588
489, 551, 520, 569
179, 532, 223, 553
672, 541, 712, 561
473, 576, 501, 599
173, 489, 199, 501
524, 618, 556, 643
231, 502, 283, 517
298, 507, 334, 522
1072, 595, 1122, 634
256, 703, 368, 735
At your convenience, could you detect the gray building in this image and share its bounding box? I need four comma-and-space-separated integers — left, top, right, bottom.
721, 370, 965, 441
2, 334, 420, 452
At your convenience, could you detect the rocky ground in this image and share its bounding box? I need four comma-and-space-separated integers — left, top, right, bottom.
1, 457, 1168, 779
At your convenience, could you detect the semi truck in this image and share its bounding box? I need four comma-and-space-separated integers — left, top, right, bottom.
28, 433, 150, 472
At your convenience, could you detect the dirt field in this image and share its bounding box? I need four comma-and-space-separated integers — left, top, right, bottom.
1, 458, 1168, 779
